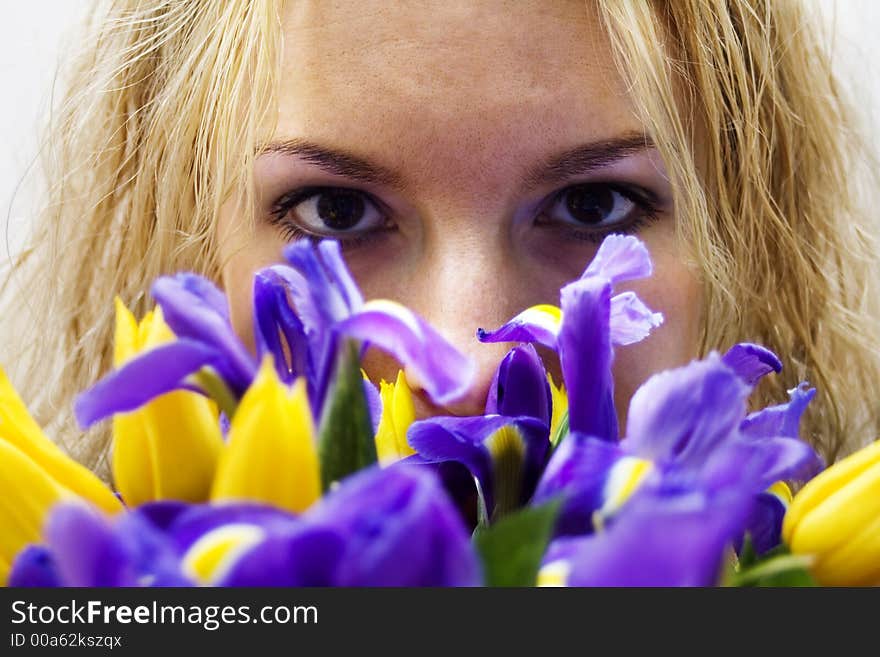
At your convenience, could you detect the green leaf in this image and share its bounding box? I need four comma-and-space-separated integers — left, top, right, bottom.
551, 410, 569, 449
317, 340, 377, 491
737, 534, 759, 569
473, 500, 561, 587
193, 369, 239, 419
727, 551, 817, 587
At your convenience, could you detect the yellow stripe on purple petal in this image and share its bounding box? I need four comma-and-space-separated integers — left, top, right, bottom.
537, 560, 571, 587
485, 424, 527, 516
181, 523, 265, 585
767, 481, 793, 506
600, 456, 654, 518
520, 304, 563, 334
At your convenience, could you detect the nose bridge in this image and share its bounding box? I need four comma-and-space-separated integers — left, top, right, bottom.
401, 225, 532, 416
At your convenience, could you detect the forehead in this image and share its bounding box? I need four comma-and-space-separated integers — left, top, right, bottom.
277, 1, 644, 189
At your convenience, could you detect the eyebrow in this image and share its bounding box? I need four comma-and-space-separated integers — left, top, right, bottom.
260, 132, 654, 192
259, 138, 404, 189
522, 132, 655, 191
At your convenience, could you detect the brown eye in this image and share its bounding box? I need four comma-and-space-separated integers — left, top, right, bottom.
548, 184, 637, 228
283, 187, 385, 235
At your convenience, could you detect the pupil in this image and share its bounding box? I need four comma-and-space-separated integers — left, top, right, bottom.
565, 186, 614, 225
317, 190, 365, 230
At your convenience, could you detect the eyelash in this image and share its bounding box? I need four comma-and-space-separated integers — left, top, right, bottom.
267, 182, 662, 246
268, 186, 391, 247
539, 183, 662, 244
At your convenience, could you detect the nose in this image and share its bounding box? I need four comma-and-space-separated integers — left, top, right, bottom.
403, 332, 512, 418
392, 237, 538, 418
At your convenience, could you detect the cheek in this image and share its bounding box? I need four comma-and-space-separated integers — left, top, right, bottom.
612, 257, 703, 426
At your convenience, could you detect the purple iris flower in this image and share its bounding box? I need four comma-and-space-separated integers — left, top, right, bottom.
408, 415, 550, 521
76, 239, 473, 428
484, 344, 552, 424
539, 489, 751, 587
406, 235, 663, 522
267, 240, 474, 414
478, 234, 663, 440
9, 466, 480, 587
74, 272, 259, 427
532, 346, 822, 542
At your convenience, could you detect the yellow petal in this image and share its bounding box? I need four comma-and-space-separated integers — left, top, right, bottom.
0, 367, 121, 514
786, 460, 880, 558
374, 371, 416, 466
0, 440, 70, 584
113, 297, 139, 365
141, 306, 175, 350
783, 440, 880, 545
211, 359, 320, 513
811, 514, 880, 586
112, 391, 223, 506
547, 373, 568, 439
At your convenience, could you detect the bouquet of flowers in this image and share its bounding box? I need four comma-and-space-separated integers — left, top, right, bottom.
1, 235, 877, 587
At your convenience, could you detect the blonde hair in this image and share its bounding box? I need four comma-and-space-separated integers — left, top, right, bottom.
2, 0, 878, 477
597, 0, 880, 460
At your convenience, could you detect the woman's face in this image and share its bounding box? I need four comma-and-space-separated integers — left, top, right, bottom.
217, 0, 702, 426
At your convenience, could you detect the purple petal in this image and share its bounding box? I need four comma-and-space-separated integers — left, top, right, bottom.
582, 234, 653, 284
407, 415, 549, 516
623, 354, 750, 468
722, 343, 783, 386
609, 291, 664, 346
705, 435, 823, 495
315, 240, 364, 312
160, 503, 299, 555
485, 345, 552, 424
282, 240, 363, 332
476, 306, 560, 350
740, 383, 815, 439
407, 415, 510, 512
337, 300, 475, 406
543, 491, 748, 587
253, 268, 311, 385
44, 504, 139, 586
74, 339, 216, 428
219, 526, 346, 587
8, 545, 61, 587
736, 492, 788, 556
308, 465, 480, 586
152, 274, 256, 395
174, 273, 231, 323
533, 433, 625, 536
363, 378, 382, 435
558, 276, 617, 440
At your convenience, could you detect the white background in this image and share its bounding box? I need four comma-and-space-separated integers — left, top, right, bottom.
2, 1, 879, 256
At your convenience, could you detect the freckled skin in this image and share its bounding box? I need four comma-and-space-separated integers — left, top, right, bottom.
217, 1, 702, 429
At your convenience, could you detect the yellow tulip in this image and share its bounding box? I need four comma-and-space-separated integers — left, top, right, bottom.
211, 358, 321, 513
782, 440, 880, 586
111, 299, 224, 506
374, 371, 416, 465
0, 366, 121, 583
0, 441, 69, 583
0, 367, 120, 513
